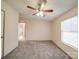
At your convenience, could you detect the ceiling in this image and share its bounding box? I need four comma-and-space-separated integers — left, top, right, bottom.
5, 0, 78, 21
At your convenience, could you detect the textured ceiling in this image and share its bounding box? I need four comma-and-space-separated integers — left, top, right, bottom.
4, 0, 78, 21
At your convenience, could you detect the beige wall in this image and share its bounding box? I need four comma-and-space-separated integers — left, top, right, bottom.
26, 20, 51, 40
51, 6, 78, 59
19, 16, 52, 40
1, 1, 19, 56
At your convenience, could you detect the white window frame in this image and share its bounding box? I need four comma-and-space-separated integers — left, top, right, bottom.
61, 16, 78, 50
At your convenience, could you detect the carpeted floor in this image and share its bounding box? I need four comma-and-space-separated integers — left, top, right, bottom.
4, 40, 71, 59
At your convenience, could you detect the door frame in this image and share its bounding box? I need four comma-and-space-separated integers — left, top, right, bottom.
1, 9, 5, 58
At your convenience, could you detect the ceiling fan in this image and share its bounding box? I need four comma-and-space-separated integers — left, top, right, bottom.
27, 0, 53, 16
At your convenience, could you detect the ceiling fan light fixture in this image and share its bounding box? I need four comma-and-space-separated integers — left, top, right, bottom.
36, 11, 44, 17
27, 0, 53, 16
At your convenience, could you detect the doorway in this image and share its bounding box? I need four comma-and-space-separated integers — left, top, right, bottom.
18, 23, 26, 41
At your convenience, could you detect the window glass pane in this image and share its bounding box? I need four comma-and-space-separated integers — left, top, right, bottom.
61, 16, 78, 32
61, 32, 78, 48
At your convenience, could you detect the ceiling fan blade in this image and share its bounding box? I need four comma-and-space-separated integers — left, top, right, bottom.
43, 9, 53, 12
27, 5, 36, 10
32, 12, 38, 15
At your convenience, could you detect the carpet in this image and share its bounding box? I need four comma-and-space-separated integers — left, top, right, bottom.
4, 40, 71, 59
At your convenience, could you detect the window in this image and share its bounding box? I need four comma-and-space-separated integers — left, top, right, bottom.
61, 16, 78, 50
